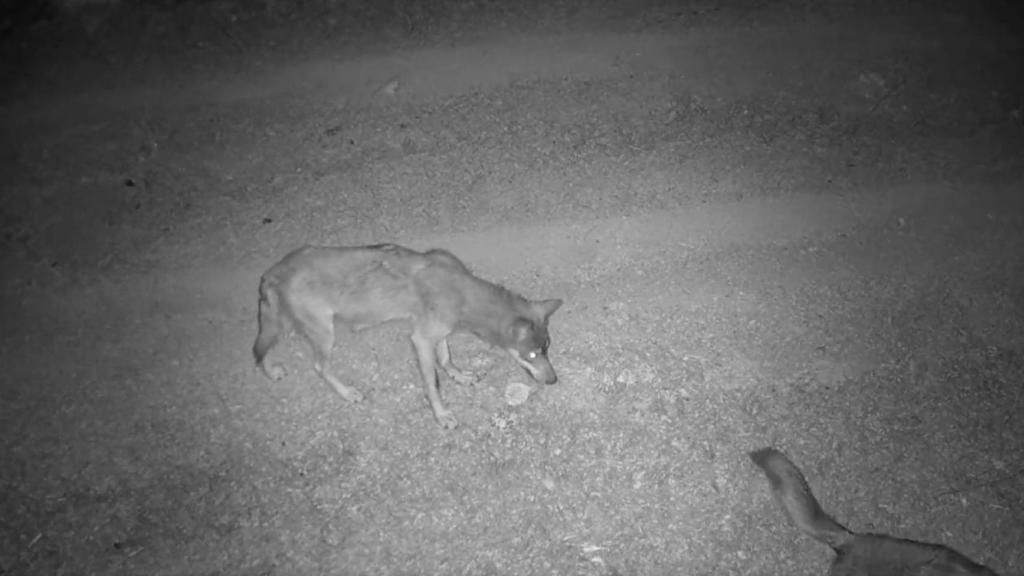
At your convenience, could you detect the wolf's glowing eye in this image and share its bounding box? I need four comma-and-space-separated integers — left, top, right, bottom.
526, 351, 538, 360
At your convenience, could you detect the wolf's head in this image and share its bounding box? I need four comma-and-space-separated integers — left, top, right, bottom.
507, 299, 562, 385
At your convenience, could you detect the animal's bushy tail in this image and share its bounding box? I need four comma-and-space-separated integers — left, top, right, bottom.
749, 447, 854, 550
252, 275, 283, 365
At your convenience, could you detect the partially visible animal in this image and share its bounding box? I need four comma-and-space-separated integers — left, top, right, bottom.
253, 243, 562, 429
749, 447, 1002, 576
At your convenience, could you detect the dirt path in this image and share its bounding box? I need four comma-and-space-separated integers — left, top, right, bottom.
3, 4, 1023, 575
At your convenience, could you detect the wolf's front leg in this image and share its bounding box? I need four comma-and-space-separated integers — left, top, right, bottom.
411, 330, 459, 429
435, 338, 478, 386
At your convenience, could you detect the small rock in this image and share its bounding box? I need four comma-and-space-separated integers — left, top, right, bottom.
504, 381, 531, 406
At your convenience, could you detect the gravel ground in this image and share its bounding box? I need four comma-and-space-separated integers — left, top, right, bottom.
2, 1, 1023, 574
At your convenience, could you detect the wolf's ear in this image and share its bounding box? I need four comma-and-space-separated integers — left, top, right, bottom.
532, 299, 563, 321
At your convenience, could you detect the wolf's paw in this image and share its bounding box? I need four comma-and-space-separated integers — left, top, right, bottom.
341, 388, 365, 404
447, 368, 479, 387
435, 409, 459, 430
261, 362, 286, 381
330, 383, 364, 404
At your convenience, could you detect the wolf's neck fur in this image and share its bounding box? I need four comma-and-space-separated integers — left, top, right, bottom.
455, 278, 531, 348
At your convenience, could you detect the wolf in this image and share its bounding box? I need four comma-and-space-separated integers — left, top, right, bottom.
749, 447, 1001, 576
252, 243, 562, 429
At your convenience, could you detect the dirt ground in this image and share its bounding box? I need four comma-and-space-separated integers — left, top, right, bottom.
2, 1, 1023, 574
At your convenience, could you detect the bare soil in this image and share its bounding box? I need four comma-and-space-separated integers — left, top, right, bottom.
2, 1, 1023, 575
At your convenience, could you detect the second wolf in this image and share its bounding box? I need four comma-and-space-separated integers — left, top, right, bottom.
749, 447, 1000, 576
253, 243, 563, 429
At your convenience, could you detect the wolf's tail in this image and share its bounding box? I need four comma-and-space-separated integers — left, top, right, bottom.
749, 447, 854, 550
252, 275, 283, 365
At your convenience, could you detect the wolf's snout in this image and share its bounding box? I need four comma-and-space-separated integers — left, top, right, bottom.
531, 363, 557, 385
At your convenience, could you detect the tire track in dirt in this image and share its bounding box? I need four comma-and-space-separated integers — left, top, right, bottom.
10, 172, 1015, 424
95, 185, 917, 325
2, 182, 933, 419
13, 175, 1002, 379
